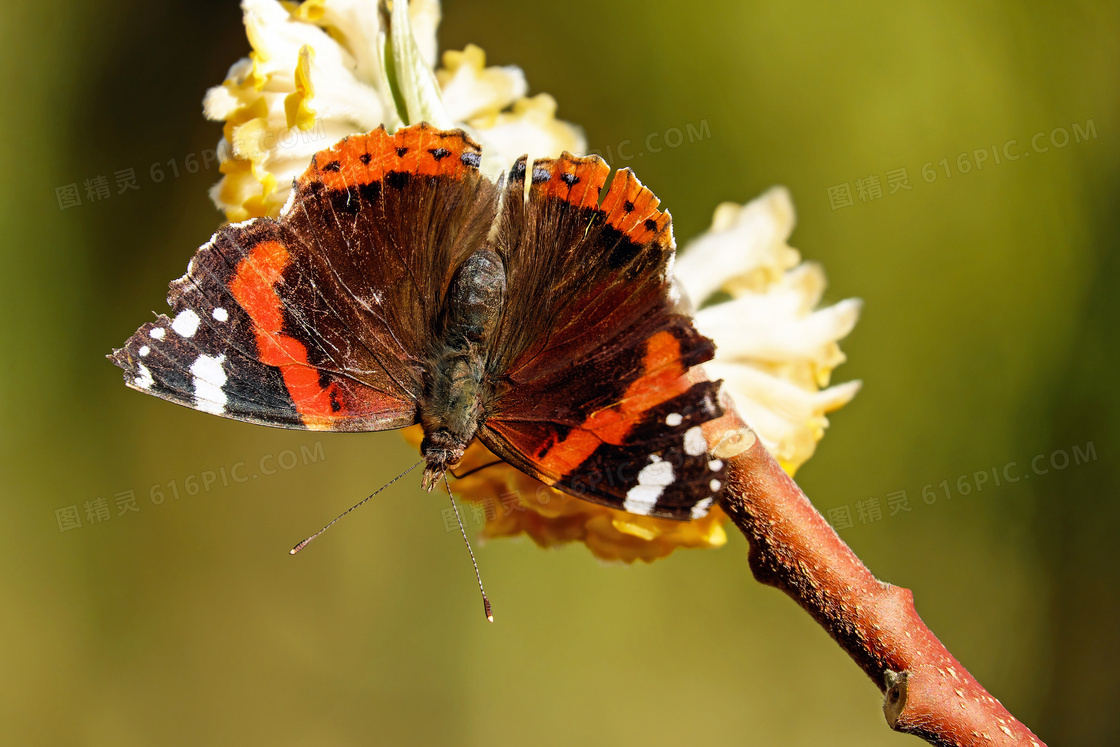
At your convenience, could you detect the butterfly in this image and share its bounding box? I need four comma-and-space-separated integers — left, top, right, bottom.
110, 122, 727, 522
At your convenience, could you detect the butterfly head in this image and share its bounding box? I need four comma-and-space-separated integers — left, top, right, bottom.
420, 428, 467, 492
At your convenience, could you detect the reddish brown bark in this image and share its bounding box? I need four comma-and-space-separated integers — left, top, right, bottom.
702, 409, 1045, 746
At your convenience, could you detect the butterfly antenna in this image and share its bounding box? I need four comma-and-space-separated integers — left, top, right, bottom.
290, 458, 424, 555
444, 476, 493, 622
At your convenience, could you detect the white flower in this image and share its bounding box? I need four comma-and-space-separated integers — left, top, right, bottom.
203, 0, 584, 221
674, 187, 862, 473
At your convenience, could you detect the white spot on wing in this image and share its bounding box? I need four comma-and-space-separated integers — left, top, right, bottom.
190, 354, 228, 415
212, 306, 228, 322
149, 327, 166, 340
683, 426, 707, 456
690, 497, 714, 519
708, 459, 723, 472
138, 345, 150, 357
134, 362, 154, 390
623, 456, 676, 516
665, 412, 683, 426
710, 479, 721, 492
172, 309, 201, 338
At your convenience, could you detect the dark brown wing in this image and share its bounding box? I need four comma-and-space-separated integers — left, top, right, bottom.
112, 123, 499, 432
478, 154, 727, 519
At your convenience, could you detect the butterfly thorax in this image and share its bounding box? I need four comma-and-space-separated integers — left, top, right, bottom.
419, 248, 507, 490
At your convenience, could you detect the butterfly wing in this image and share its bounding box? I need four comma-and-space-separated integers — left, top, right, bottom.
479, 154, 727, 520
111, 124, 499, 432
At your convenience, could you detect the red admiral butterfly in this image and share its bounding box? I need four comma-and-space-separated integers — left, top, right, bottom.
111, 123, 727, 523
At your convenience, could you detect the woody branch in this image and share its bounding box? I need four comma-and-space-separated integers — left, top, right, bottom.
697, 376, 1045, 746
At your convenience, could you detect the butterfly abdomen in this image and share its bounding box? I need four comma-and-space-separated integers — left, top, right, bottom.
419, 249, 507, 489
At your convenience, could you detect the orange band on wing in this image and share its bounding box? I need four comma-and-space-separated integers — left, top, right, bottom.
295, 123, 482, 194
535, 330, 692, 476
229, 240, 338, 426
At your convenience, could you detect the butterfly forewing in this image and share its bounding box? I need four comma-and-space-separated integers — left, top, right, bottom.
112, 124, 498, 432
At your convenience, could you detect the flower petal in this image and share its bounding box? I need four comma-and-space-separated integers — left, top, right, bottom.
436, 44, 528, 122
710, 362, 862, 471
695, 292, 862, 365
467, 94, 587, 178
676, 185, 861, 474
674, 187, 799, 307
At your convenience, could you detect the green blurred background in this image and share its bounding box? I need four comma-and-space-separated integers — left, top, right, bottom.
2, 0, 1117, 744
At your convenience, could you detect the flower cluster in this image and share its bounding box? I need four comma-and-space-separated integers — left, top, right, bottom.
675, 189, 862, 474
203, 0, 584, 221
202, 0, 860, 562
